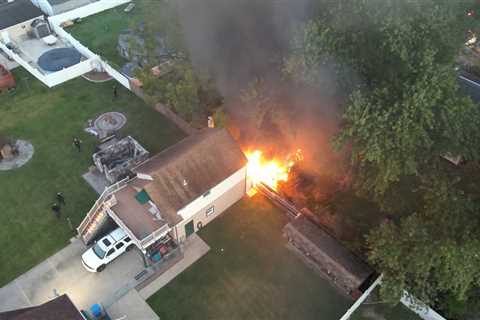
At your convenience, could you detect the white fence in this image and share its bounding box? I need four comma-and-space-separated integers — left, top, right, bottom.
43, 59, 95, 86
0, 41, 95, 87
1, 0, 132, 88
339, 274, 383, 320
102, 61, 131, 88
49, 14, 132, 89
49, 0, 131, 25
336, 276, 446, 320
401, 292, 446, 320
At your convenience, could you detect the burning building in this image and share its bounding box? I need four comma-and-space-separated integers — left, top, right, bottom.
243, 146, 374, 298
78, 128, 248, 251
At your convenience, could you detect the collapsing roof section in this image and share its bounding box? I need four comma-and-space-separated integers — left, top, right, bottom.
134, 128, 247, 224
0, 0, 43, 30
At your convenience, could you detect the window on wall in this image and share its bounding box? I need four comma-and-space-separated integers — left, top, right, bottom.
206, 206, 215, 217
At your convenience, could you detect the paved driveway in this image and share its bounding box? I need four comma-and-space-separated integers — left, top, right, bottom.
0, 234, 210, 319
0, 238, 145, 312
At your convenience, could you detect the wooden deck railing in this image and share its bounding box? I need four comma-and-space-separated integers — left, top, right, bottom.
140, 224, 172, 249
77, 177, 130, 240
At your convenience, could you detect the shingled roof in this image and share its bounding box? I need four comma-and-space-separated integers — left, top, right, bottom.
0, 0, 43, 30
285, 215, 374, 291
133, 128, 247, 224
0, 294, 84, 320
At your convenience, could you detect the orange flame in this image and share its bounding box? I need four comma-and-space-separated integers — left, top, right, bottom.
245, 149, 301, 193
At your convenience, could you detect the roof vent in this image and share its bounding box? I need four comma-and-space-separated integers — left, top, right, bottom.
137, 173, 154, 181
147, 201, 162, 221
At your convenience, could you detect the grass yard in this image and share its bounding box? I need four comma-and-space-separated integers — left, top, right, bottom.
0, 68, 184, 287
148, 195, 419, 320
67, 3, 137, 67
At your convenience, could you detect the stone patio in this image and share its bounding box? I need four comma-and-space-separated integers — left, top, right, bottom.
0, 140, 34, 171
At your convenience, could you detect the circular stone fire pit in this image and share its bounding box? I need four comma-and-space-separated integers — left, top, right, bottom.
0, 140, 34, 171
94, 112, 127, 133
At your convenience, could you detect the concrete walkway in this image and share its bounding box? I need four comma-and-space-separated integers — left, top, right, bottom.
0, 234, 210, 319
107, 290, 159, 320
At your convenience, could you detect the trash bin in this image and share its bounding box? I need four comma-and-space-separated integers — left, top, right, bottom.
90, 304, 102, 318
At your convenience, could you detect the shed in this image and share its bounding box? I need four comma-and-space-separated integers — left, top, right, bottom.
283, 215, 374, 297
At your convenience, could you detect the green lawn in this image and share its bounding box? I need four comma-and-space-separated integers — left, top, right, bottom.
148, 195, 419, 320
0, 68, 184, 286
352, 301, 421, 320
67, 3, 136, 67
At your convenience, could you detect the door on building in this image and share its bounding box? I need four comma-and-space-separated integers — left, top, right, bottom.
185, 220, 195, 238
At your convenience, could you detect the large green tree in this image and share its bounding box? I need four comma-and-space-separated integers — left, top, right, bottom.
368, 174, 480, 304
138, 62, 201, 120
288, 0, 480, 200
287, 0, 480, 310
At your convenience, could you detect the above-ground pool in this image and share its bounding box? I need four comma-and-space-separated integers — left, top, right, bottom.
37, 48, 82, 72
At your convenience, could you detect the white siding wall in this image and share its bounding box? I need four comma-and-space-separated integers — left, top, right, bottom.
175, 166, 247, 242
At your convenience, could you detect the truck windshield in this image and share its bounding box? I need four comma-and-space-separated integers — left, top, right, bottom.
93, 243, 106, 258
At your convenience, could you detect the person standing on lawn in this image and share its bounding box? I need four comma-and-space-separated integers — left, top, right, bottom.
56, 192, 65, 205
113, 85, 118, 99
72, 137, 82, 152
51, 203, 61, 219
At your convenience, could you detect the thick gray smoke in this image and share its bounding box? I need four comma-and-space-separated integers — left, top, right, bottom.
178, 0, 311, 95
177, 0, 347, 176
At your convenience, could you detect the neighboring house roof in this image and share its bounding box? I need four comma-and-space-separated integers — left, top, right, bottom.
0, 294, 84, 320
133, 128, 247, 223
0, 0, 43, 30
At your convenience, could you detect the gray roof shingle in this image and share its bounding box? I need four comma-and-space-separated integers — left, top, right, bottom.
133, 128, 247, 223
0, 0, 43, 30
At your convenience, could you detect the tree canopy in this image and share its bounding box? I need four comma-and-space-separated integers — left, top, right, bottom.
287, 0, 480, 310
368, 173, 480, 304
288, 0, 480, 198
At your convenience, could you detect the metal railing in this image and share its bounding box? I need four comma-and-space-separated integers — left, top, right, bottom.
77, 177, 129, 238
140, 224, 172, 249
